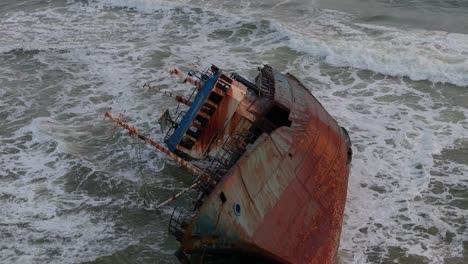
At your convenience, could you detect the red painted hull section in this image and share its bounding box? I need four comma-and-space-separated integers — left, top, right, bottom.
178, 67, 351, 263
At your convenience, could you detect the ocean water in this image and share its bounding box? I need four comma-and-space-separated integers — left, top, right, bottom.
0, 0, 467, 263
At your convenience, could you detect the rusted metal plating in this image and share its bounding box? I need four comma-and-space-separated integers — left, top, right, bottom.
170, 71, 254, 160
177, 66, 351, 264
104, 65, 351, 264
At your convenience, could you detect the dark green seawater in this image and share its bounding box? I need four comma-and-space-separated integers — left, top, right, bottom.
0, 0, 467, 263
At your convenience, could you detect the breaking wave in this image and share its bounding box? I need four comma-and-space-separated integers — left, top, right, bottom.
96, 0, 468, 87
1, 0, 467, 263
284, 21, 468, 87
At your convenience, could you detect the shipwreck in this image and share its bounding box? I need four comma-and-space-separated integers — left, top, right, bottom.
105, 64, 352, 263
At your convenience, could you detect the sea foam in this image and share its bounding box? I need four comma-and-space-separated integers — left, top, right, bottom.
284, 21, 468, 87
95, 0, 468, 87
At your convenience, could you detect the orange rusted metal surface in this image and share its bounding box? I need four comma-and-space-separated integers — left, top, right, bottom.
173, 66, 351, 263
171, 73, 252, 160
105, 65, 351, 263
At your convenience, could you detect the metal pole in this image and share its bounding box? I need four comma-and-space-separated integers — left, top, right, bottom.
169, 68, 203, 89
144, 83, 192, 106
175, 95, 192, 106
155, 181, 201, 209
104, 112, 212, 184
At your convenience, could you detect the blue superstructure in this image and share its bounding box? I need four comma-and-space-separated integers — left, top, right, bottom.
167, 74, 220, 152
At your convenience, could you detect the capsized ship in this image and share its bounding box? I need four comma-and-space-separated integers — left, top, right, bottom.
105, 65, 352, 263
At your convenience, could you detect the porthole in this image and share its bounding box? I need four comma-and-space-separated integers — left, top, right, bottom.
233, 203, 241, 216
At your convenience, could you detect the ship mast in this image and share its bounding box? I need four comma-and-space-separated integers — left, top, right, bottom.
104, 112, 213, 185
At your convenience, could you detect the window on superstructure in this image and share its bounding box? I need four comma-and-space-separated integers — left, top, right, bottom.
180, 137, 195, 150
194, 114, 208, 127
187, 126, 201, 138
220, 74, 232, 84
208, 92, 223, 105
216, 81, 230, 92
201, 103, 216, 115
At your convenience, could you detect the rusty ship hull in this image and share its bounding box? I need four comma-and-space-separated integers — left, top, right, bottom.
105, 65, 352, 263
173, 66, 351, 263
